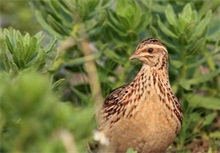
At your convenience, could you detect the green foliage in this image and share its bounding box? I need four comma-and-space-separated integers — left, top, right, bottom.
0, 29, 56, 74
32, 0, 109, 39
0, 72, 94, 153
126, 148, 138, 153
1, 0, 220, 152
106, 0, 151, 42
0, 0, 41, 34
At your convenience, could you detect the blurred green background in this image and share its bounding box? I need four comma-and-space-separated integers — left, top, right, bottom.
0, 0, 220, 153
0, 0, 40, 33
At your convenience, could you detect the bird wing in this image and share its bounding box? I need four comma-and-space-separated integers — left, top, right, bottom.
103, 84, 128, 106
102, 84, 129, 119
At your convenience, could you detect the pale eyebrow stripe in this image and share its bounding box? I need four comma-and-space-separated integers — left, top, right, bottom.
140, 44, 167, 52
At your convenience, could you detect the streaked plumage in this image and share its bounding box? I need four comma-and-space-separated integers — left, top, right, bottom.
97, 38, 183, 153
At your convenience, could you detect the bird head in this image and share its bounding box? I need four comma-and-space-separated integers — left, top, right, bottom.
130, 38, 168, 69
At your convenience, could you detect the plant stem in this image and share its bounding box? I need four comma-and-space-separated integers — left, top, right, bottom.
76, 24, 104, 121
116, 59, 131, 87
115, 47, 133, 87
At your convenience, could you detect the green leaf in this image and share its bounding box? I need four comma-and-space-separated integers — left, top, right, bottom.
186, 51, 218, 69
107, 11, 127, 36
209, 131, 220, 139
165, 5, 177, 26
34, 32, 44, 43
13, 41, 25, 69
170, 60, 183, 68
202, 112, 216, 126
207, 148, 212, 153
9, 62, 19, 75
177, 4, 195, 34
179, 79, 192, 91
208, 16, 220, 41
44, 37, 57, 53
47, 15, 69, 36
180, 69, 220, 90
35, 11, 63, 39
126, 148, 137, 153
185, 94, 220, 110
32, 50, 46, 69
103, 49, 124, 64
0, 28, 55, 72
119, 16, 132, 31
25, 37, 38, 63
0, 46, 10, 72
5, 35, 14, 54
181, 3, 193, 23
134, 13, 151, 33
157, 15, 178, 38
71, 87, 92, 104
187, 38, 205, 55
52, 78, 65, 90
190, 10, 212, 40
144, 1, 166, 13
116, 0, 140, 20
187, 69, 220, 85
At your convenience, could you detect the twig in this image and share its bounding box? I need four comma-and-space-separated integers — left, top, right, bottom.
77, 23, 104, 121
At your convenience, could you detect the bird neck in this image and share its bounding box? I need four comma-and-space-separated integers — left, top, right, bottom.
133, 64, 169, 84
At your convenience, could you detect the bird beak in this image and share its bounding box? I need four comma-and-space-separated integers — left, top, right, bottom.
129, 49, 142, 60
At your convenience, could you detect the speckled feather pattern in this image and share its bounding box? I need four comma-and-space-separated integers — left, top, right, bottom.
98, 38, 183, 153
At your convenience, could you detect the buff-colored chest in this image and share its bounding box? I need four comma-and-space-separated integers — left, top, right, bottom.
102, 86, 180, 153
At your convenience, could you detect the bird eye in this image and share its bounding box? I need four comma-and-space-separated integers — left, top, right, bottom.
148, 48, 154, 53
